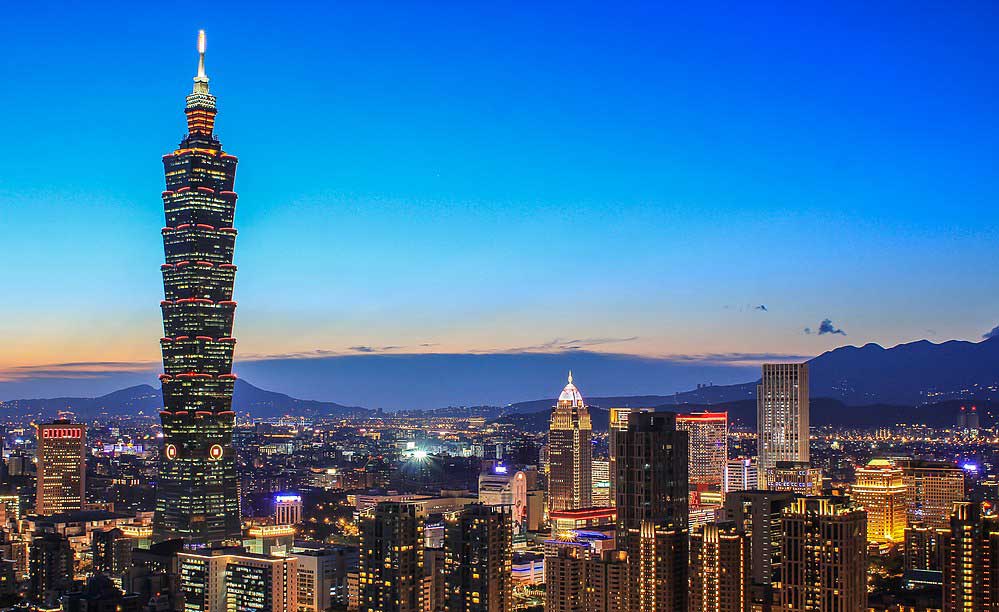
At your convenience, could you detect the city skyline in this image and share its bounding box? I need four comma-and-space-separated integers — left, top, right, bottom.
2, 3, 998, 407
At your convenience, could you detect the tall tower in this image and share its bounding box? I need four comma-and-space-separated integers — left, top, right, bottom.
757, 363, 809, 486
547, 372, 592, 513
444, 504, 513, 612
358, 502, 424, 612
35, 421, 85, 516
154, 30, 242, 547
615, 411, 689, 612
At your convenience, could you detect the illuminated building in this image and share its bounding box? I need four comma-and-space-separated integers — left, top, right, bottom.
357, 502, 423, 612
690, 522, 750, 612
896, 459, 966, 530
779, 497, 867, 612
478, 467, 528, 538
940, 501, 999, 611
444, 504, 512, 612
548, 372, 592, 513
757, 363, 809, 486
765, 461, 822, 497
614, 411, 688, 612
591, 459, 611, 507
178, 547, 297, 612
28, 532, 74, 608
721, 490, 794, 608
677, 411, 728, 491
154, 30, 241, 547
543, 529, 619, 612
289, 546, 357, 612
273, 494, 302, 525
904, 522, 944, 588
852, 458, 906, 547
608, 407, 651, 506
724, 458, 758, 493
35, 421, 86, 516
548, 507, 617, 535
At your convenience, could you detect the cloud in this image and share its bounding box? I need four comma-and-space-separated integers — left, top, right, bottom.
803, 327, 812, 335
754, 305, 768, 312
984, 325, 999, 340
667, 352, 812, 365
349, 345, 402, 353
817, 318, 846, 336
498, 337, 640, 353
0, 360, 157, 382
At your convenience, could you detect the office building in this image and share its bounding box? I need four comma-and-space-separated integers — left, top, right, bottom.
548, 372, 592, 513
478, 467, 528, 536
178, 547, 297, 612
290, 545, 357, 612
677, 411, 728, 490
444, 504, 512, 612
896, 459, 966, 530
35, 421, 86, 516
940, 501, 999, 611
779, 497, 867, 612
591, 460, 611, 507
274, 494, 302, 525
357, 502, 423, 612
721, 490, 794, 608
29, 532, 75, 608
615, 411, 689, 612
608, 407, 651, 505
154, 30, 242, 546
724, 458, 759, 493
757, 363, 809, 486
852, 458, 906, 547
690, 522, 751, 612
765, 461, 822, 497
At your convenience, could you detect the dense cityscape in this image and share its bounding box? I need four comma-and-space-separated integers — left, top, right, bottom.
2, 10, 999, 612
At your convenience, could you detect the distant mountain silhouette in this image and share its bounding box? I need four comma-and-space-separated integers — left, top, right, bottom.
0, 379, 366, 420
503, 336, 999, 410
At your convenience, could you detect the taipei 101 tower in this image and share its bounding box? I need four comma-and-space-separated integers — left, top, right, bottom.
153, 31, 242, 547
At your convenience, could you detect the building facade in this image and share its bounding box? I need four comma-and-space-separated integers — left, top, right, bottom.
154, 30, 242, 547
690, 522, 751, 612
897, 459, 966, 530
779, 497, 867, 612
614, 411, 689, 612
721, 490, 794, 608
357, 502, 423, 612
677, 411, 728, 490
724, 458, 759, 493
548, 373, 592, 513
444, 504, 512, 612
940, 501, 998, 612
178, 548, 297, 612
607, 407, 651, 506
757, 363, 809, 486
35, 421, 86, 516
852, 458, 906, 547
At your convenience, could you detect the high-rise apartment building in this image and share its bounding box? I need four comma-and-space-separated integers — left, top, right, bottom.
690, 522, 751, 612
591, 460, 611, 507
444, 504, 512, 612
290, 545, 356, 612
608, 407, 651, 506
896, 459, 966, 530
757, 363, 809, 486
779, 497, 867, 612
35, 421, 85, 516
677, 411, 728, 490
358, 502, 423, 612
28, 532, 74, 607
548, 373, 592, 513
724, 458, 759, 493
178, 547, 297, 612
940, 501, 999, 611
852, 458, 906, 547
721, 490, 794, 609
154, 30, 241, 546
615, 411, 689, 612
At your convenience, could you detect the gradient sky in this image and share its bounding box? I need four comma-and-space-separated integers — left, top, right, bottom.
1, 2, 998, 402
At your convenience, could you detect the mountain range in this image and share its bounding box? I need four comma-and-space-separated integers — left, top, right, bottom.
2, 336, 996, 423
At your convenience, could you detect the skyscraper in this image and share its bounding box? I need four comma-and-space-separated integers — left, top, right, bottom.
690, 522, 751, 612
35, 421, 85, 516
896, 459, 966, 530
357, 502, 423, 612
608, 407, 651, 506
724, 458, 759, 493
852, 458, 906, 547
940, 501, 999, 612
757, 363, 809, 486
154, 30, 242, 547
676, 411, 728, 490
548, 372, 592, 513
443, 504, 512, 612
177, 547, 298, 612
614, 411, 689, 612
721, 490, 794, 609
779, 497, 867, 612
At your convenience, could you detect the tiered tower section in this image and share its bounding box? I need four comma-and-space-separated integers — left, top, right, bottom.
153, 31, 242, 547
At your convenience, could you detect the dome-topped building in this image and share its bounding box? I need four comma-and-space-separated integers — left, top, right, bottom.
548, 371, 593, 513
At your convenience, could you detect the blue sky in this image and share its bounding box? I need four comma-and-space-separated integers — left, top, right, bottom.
1, 2, 997, 404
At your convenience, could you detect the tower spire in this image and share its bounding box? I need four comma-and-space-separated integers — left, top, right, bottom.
568, 370, 573, 384
193, 29, 209, 94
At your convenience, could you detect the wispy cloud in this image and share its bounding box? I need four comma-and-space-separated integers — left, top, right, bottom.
754, 305, 768, 312
0, 361, 157, 382
495, 336, 640, 353
349, 345, 403, 353
667, 352, 811, 365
